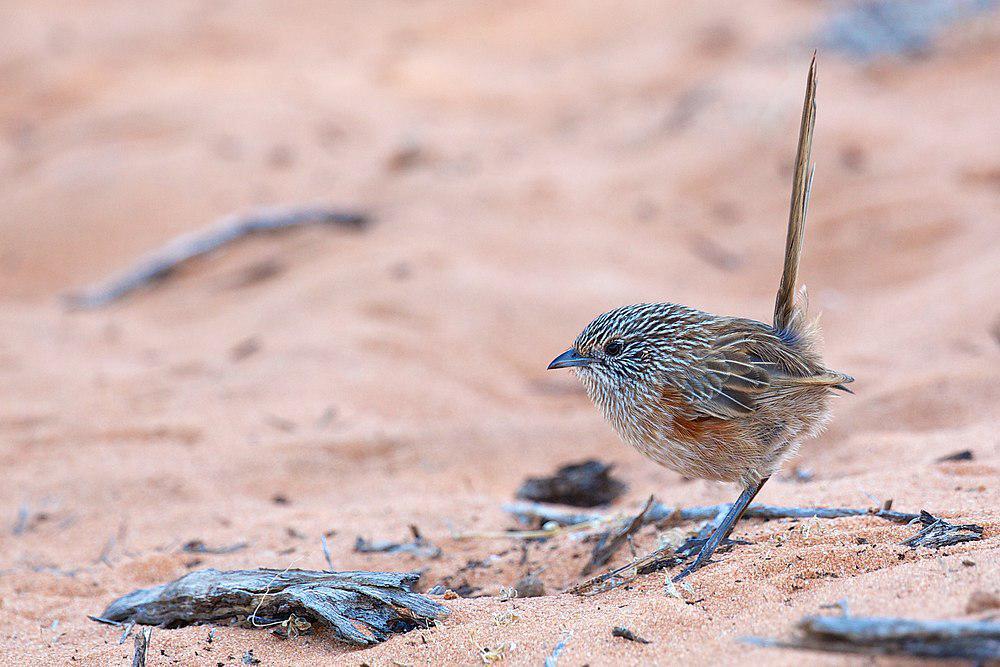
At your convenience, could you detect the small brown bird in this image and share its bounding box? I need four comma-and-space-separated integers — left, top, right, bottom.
548, 56, 852, 580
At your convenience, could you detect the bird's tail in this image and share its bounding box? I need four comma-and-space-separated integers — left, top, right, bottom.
774, 54, 817, 335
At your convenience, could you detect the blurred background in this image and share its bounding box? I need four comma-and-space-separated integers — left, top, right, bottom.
2, 1, 998, 664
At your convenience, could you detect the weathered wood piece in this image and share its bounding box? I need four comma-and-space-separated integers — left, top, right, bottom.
67, 206, 368, 308
97, 568, 448, 646
901, 510, 983, 549
744, 615, 1000, 661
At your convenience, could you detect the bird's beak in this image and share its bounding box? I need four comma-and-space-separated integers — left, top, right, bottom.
547, 348, 593, 370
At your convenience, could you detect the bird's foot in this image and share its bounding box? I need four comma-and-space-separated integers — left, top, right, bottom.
671, 536, 751, 581
672, 557, 705, 582
674, 535, 749, 559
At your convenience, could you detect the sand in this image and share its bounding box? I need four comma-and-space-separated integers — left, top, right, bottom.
1, 1, 998, 665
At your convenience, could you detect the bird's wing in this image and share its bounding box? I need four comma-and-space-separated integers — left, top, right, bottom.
673, 344, 771, 419
667, 321, 850, 420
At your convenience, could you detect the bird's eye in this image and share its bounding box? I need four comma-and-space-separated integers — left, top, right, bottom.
603, 340, 624, 357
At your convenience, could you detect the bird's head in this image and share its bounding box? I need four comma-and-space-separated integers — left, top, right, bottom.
548, 303, 701, 392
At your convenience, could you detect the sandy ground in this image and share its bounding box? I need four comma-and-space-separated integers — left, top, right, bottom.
2, 1, 999, 665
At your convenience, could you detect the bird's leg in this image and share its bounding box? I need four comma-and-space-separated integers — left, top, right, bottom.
673, 477, 769, 581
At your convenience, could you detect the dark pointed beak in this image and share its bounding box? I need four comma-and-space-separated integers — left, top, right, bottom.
547, 348, 593, 370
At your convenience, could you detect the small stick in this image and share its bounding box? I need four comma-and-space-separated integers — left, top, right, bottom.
66, 205, 368, 309
132, 627, 152, 667
87, 615, 124, 627
453, 520, 609, 541
119, 620, 136, 645
612, 626, 651, 644
321, 534, 334, 571
504, 500, 923, 529
543, 631, 573, 667
12, 505, 30, 535
567, 547, 681, 596
582, 496, 654, 575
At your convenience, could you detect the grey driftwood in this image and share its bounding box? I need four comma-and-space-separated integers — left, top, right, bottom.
744, 615, 1000, 661
95, 568, 448, 646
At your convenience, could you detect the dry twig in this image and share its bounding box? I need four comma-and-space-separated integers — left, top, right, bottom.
355, 525, 442, 559
505, 500, 923, 528
132, 627, 152, 667
67, 205, 368, 308
582, 496, 655, 575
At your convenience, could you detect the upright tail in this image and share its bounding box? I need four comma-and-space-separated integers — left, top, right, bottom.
774, 54, 817, 334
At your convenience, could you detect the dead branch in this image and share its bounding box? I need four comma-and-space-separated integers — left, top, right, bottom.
901, 511, 983, 549
96, 567, 448, 646
744, 615, 1000, 661
66, 205, 368, 309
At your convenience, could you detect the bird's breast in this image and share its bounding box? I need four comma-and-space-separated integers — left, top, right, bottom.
581, 375, 749, 483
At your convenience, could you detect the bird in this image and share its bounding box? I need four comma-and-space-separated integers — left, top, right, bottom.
547, 55, 853, 581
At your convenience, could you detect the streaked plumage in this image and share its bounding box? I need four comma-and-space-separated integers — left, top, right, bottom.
548, 56, 852, 579
570, 302, 851, 487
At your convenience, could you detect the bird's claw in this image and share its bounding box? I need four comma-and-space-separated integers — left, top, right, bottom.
671, 536, 751, 581
672, 561, 701, 582
675, 536, 749, 558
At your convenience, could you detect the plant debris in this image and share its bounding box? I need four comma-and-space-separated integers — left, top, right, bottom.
180, 540, 248, 555
901, 511, 983, 549
582, 496, 655, 575
967, 590, 1000, 615
95, 568, 449, 646
612, 626, 651, 644
506, 499, 925, 528
354, 525, 442, 559
132, 627, 152, 667
529, 499, 979, 596
935, 449, 974, 462
568, 547, 684, 596
513, 571, 546, 598
744, 615, 1000, 661
544, 631, 573, 666
66, 205, 369, 308
516, 460, 626, 508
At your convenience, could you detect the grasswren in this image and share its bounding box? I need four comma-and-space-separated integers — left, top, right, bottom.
548, 56, 852, 580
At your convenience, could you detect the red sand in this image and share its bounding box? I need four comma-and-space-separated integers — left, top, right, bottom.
1, 2, 998, 665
